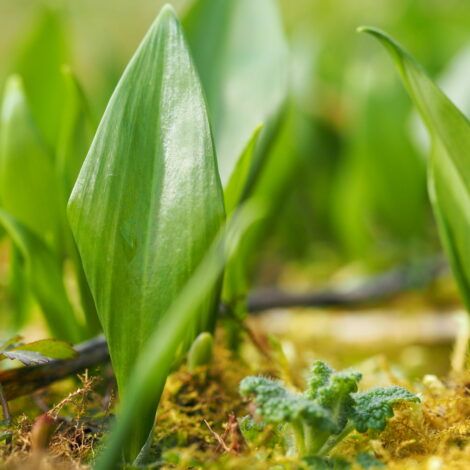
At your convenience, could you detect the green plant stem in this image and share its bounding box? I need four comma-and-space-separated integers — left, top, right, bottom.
317, 421, 355, 457
303, 424, 331, 457
291, 422, 306, 456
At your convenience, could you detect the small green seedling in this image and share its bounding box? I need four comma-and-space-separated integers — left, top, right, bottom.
187, 332, 214, 372
239, 360, 419, 458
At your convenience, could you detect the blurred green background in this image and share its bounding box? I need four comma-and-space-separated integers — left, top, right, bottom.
2, 0, 470, 285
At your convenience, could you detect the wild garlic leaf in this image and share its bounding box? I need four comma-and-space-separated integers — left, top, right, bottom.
0, 209, 82, 343
360, 27, 470, 310
14, 7, 68, 146
184, 0, 288, 184
0, 76, 62, 244
68, 6, 225, 460
94, 201, 263, 470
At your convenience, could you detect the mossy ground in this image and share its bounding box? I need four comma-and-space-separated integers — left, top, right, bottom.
1, 278, 470, 469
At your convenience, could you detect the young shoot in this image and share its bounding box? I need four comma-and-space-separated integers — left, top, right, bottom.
239, 360, 419, 458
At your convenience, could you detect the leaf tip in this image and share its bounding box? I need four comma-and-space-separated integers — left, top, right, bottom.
4, 74, 24, 94
160, 3, 178, 21
356, 26, 401, 52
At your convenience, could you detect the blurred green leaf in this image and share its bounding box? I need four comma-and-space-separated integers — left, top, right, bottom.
57, 66, 95, 203
224, 124, 263, 215
0, 336, 22, 351
57, 67, 100, 335
0, 338, 77, 365
7, 243, 31, 330
360, 27, 470, 308
94, 201, 263, 470
0, 209, 82, 343
68, 6, 225, 459
0, 75, 62, 245
184, 0, 288, 184
14, 6, 68, 146
332, 70, 427, 260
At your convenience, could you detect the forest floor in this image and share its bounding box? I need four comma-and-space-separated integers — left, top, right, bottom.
2, 274, 470, 469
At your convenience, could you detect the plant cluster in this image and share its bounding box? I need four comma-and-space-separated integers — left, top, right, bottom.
1, 0, 470, 468
239, 361, 419, 459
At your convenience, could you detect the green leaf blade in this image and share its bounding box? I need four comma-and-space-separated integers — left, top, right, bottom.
0, 339, 77, 366
0, 76, 62, 244
184, 0, 288, 184
14, 7, 69, 146
68, 5, 225, 459
360, 27, 470, 311
93, 202, 262, 470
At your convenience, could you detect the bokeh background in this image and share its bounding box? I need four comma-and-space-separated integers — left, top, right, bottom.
2, 0, 470, 284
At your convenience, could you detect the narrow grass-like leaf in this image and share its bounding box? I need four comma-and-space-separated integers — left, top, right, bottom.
68, 6, 225, 459
224, 124, 263, 215
94, 202, 262, 470
183, 0, 288, 184
0, 76, 62, 245
0, 209, 82, 343
14, 7, 68, 146
359, 27, 470, 308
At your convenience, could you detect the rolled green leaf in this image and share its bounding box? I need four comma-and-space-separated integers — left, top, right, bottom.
184, 0, 288, 184
359, 27, 470, 309
68, 5, 225, 459
187, 332, 214, 372
224, 124, 263, 215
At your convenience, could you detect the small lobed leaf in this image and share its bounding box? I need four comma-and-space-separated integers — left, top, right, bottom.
239, 375, 333, 430
351, 386, 420, 433
305, 361, 362, 434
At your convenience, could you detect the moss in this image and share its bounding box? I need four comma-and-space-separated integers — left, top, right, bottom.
3, 326, 470, 469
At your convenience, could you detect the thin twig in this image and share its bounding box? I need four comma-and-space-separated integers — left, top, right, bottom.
247, 255, 448, 313
204, 419, 232, 454
0, 335, 109, 401
0, 256, 448, 402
